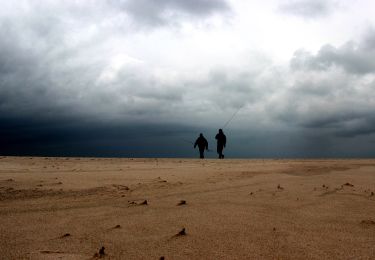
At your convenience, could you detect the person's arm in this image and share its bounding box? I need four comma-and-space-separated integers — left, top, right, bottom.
205, 140, 208, 150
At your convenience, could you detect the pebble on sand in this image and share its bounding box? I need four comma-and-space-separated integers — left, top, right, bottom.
177, 200, 186, 206
174, 228, 186, 237
60, 233, 71, 238
99, 246, 105, 254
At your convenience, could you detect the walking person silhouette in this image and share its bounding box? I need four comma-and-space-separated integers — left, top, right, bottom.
194, 133, 208, 159
215, 129, 226, 159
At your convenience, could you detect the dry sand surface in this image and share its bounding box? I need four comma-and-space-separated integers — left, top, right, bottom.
1, 157, 375, 259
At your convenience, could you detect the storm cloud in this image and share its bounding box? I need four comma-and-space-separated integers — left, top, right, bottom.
1, 1, 375, 157
291, 30, 375, 74
273, 29, 375, 138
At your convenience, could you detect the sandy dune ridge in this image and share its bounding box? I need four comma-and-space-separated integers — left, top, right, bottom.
1, 157, 375, 259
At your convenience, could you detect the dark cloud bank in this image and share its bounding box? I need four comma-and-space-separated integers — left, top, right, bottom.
1, 1, 375, 158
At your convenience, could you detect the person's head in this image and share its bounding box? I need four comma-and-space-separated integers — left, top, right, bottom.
219, 129, 223, 133
199, 133, 203, 137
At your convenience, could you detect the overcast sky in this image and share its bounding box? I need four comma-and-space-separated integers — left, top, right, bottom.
1, 0, 375, 158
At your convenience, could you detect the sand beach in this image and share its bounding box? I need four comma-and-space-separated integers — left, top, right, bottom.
1, 157, 375, 259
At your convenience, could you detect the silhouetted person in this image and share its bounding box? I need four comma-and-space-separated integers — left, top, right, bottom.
194, 133, 208, 159
215, 129, 226, 159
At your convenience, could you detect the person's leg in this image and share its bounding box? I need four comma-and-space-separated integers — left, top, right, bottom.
218, 145, 224, 159
199, 149, 204, 159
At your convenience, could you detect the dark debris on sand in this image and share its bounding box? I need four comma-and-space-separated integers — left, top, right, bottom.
172, 228, 186, 238
60, 233, 71, 238
128, 200, 148, 206
93, 246, 106, 258
177, 200, 186, 206
360, 220, 375, 225
99, 247, 105, 256
108, 225, 121, 230
342, 182, 354, 187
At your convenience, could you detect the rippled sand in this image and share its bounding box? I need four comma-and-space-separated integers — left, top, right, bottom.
1, 157, 375, 259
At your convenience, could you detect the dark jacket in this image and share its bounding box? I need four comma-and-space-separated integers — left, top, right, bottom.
194, 136, 208, 150
215, 132, 226, 147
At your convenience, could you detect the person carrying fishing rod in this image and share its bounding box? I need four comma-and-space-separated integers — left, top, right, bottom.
194, 133, 209, 159
213, 105, 240, 159
215, 129, 226, 159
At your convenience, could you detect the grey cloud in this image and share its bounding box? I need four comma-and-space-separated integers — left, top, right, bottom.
271, 57, 375, 138
190, 63, 281, 111
268, 30, 375, 138
291, 30, 375, 74
109, 0, 231, 27
362, 28, 375, 50
335, 118, 375, 138
278, 0, 335, 18
2, 1, 375, 158
0, 4, 186, 123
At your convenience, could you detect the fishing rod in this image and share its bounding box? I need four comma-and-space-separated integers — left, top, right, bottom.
221, 105, 243, 129
181, 105, 243, 153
